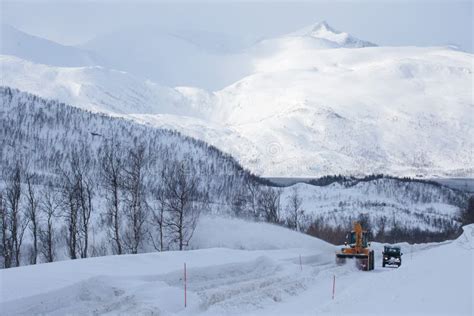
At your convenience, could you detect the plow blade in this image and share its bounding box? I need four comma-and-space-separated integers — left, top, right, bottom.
336, 251, 375, 271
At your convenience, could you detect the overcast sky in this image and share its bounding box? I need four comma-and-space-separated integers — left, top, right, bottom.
1, 0, 472, 52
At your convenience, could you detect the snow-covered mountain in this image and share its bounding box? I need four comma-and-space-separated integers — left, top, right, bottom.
0, 55, 200, 116
1, 22, 472, 178
250, 20, 375, 57
214, 45, 473, 177
0, 24, 104, 67
0, 87, 255, 203
288, 21, 376, 48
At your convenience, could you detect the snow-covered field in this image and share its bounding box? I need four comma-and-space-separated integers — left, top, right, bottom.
1, 217, 472, 316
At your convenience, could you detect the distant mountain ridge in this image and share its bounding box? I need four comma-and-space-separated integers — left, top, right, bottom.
1, 24, 105, 67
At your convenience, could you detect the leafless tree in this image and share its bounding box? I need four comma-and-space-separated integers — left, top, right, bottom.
59, 153, 93, 259
3, 163, 29, 267
59, 162, 80, 260
258, 187, 281, 224
161, 161, 202, 251
375, 216, 387, 240
286, 187, 304, 231
0, 192, 12, 268
245, 181, 261, 220
149, 187, 167, 252
101, 142, 124, 255
77, 172, 94, 259
122, 144, 149, 254
25, 172, 39, 264
39, 185, 59, 263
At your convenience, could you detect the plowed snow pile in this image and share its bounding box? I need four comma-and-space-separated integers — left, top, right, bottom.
0, 219, 472, 315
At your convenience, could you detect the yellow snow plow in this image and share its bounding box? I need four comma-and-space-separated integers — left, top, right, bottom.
336, 222, 374, 271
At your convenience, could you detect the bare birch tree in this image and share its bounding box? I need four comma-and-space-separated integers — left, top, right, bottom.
25, 172, 39, 264
258, 187, 281, 224
161, 161, 202, 251
3, 163, 29, 267
39, 185, 59, 263
101, 142, 124, 255
286, 187, 304, 231
122, 144, 149, 254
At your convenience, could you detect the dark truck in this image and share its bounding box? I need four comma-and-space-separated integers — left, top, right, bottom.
382, 246, 402, 267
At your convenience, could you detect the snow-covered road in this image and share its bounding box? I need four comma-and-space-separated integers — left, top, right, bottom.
0, 219, 472, 316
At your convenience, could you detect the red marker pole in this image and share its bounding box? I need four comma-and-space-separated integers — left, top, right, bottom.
332, 275, 336, 300
299, 255, 303, 271
184, 263, 187, 308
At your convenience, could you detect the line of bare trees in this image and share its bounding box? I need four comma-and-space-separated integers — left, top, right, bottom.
0, 142, 208, 269
230, 182, 307, 232
0, 156, 94, 268
1, 163, 29, 268
101, 142, 207, 256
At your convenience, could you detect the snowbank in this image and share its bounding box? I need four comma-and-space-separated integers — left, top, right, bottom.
0, 224, 472, 315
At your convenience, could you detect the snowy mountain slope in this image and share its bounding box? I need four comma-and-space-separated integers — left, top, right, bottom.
287, 21, 376, 48
280, 180, 466, 234
291, 21, 376, 48
1, 220, 471, 315
212, 45, 473, 177
0, 55, 256, 165
1, 22, 473, 178
0, 24, 104, 67
0, 87, 257, 209
0, 87, 266, 265
0, 55, 203, 116
249, 20, 375, 60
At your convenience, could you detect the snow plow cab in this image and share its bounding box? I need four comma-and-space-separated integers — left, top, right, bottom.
336, 222, 374, 271
382, 246, 402, 267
